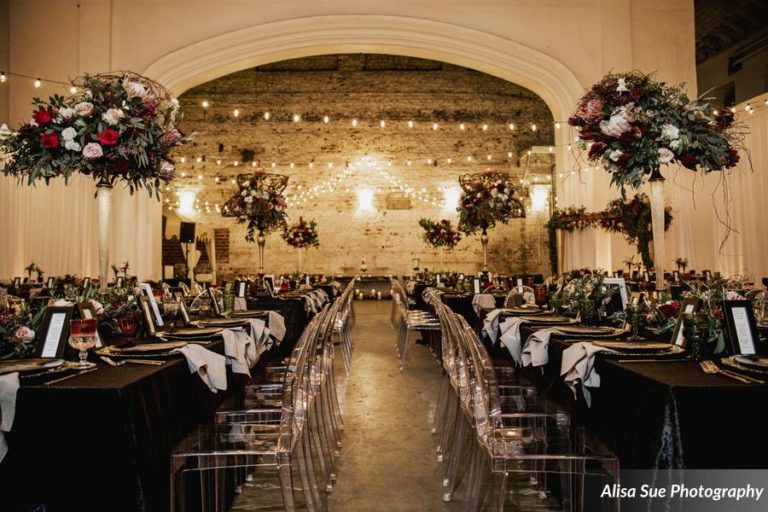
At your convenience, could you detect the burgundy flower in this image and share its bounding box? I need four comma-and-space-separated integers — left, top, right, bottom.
725, 147, 740, 168
33, 109, 53, 126
40, 132, 59, 149
617, 153, 631, 167
588, 142, 606, 159
98, 128, 120, 146
631, 87, 643, 101
680, 153, 698, 170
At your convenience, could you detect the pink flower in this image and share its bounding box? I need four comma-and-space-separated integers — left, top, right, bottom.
159, 161, 175, 180
599, 109, 633, 137
74, 102, 94, 117
83, 142, 103, 158
14, 326, 35, 339
162, 129, 182, 145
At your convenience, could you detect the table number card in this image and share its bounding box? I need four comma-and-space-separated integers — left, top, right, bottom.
12, 277, 20, 287
671, 298, 701, 348
36, 306, 74, 358
115, 276, 124, 288
723, 301, 759, 356
46, 277, 55, 289
673, 271, 680, 282
208, 287, 222, 317
139, 283, 164, 327
237, 281, 247, 298
473, 278, 481, 295
139, 296, 157, 335
179, 299, 192, 325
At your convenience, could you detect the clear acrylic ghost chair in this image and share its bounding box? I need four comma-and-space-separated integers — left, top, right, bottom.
503, 286, 536, 309
392, 279, 441, 370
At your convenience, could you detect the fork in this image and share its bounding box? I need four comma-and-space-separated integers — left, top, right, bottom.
699, 360, 756, 384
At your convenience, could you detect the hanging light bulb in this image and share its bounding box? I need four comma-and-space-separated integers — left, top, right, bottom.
482, 123, 488, 131
201, 100, 209, 108
351, 118, 358, 127
0, 72, 6, 83
554, 122, 561, 129
323, 115, 329, 123
531, 123, 537, 131
69, 86, 78, 94
233, 109, 240, 118
380, 120, 386, 128
292, 114, 301, 122
508, 123, 515, 130
432, 123, 438, 130
180, 157, 186, 164
459, 123, 465, 131
34, 78, 42, 88
407, 120, 414, 128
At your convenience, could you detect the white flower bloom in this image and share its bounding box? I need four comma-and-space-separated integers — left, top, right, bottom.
123, 79, 148, 99
608, 149, 623, 162
29, 118, 38, 128
64, 140, 81, 152
244, 196, 253, 203
84, 89, 93, 98
82, 142, 103, 159
59, 107, 76, 119
170, 98, 180, 111
661, 124, 680, 140
74, 102, 94, 117
616, 78, 630, 93
657, 147, 674, 164
669, 139, 681, 150
61, 127, 78, 141
0, 123, 12, 140
599, 108, 633, 137
102, 108, 124, 125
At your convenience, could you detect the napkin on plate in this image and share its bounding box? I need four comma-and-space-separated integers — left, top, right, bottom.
234, 297, 248, 312
172, 344, 227, 392
0, 372, 21, 463
482, 309, 503, 343
267, 311, 286, 344
499, 317, 527, 365
521, 328, 563, 367
472, 294, 496, 315
246, 318, 272, 356
221, 328, 256, 377
561, 342, 617, 407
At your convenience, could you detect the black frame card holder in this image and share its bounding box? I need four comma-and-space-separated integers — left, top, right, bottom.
236, 280, 247, 298
12, 277, 21, 288
35, 305, 74, 358
179, 299, 192, 325
208, 287, 222, 317
139, 296, 157, 336
670, 297, 701, 348
722, 300, 760, 356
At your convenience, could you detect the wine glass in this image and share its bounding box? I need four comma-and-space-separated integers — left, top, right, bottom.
162, 296, 180, 331
69, 319, 97, 368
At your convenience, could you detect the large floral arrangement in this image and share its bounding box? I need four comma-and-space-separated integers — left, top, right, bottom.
457, 171, 525, 235
0, 72, 188, 194
569, 71, 741, 192
418, 218, 462, 249
282, 217, 320, 249
222, 171, 288, 242
600, 193, 673, 268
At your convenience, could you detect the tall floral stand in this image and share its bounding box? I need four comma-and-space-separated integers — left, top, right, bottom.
555, 228, 566, 276
96, 179, 113, 292
439, 247, 445, 272
480, 227, 489, 272
297, 247, 303, 273
649, 169, 667, 289
257, 230, 266, 275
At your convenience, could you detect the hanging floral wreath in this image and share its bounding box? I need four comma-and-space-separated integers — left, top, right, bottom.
457, 171, 525, 235
0, 72, 188, 195
418, 218, 462, 249
282, 217, 320, 249
568, 71, 743, 193
222, 171, 288, 242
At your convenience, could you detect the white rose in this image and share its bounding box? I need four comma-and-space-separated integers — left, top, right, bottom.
0, 123, 12, 140
616, 78, 630, 93
669, 139, 681, 150
82, 142, 103, 159
58, 107, 76, 119
608, 149, 623, 162
599, 110, 633, 137
29, 118, 38, 128
123, 79, 148, 99
244, 196, 253, 203
661, 124, 680, 140
657, 148, 674, 164
241, 190, 247, 196
170, 98, 180, 111
64, 140, 81, 152
74, 102, 94, 117
61, 127, 78, 141
102, 108, 124, 125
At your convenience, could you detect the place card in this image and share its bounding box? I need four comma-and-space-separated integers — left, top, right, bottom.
237, 281, 247, 298
46, 277, 56, 289
12, 277, 20, 287
36, 306, 74, 358
723, 300, 759, 356
263, 275, 275, 297
473, 278, 481, 295
139, 296, 157, 335
673, 270, 680, 282
208, 287, 221, 316
82, 277, 91, 290
670, 297, 701, 348
179, 299, 191, 325
115, 276, 124, 288
139, 283, 164, 327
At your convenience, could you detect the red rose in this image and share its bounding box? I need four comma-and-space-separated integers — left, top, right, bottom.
40, 132, 59, 149
680, 153, 698, 170
631, 87, 643, 101
33, 109, 53, 126
588, 142, 606, 158
97, 129, 120, 146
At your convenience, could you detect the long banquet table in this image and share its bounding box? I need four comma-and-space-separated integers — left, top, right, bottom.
1, 339, 242, 512
517, 326, 768, 470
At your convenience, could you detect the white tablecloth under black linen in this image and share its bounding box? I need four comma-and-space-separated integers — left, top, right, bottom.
0, 339, 243, 512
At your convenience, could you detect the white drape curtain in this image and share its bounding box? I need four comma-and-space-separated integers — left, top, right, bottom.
561, 106, 768, 281
0, 174, 161, 282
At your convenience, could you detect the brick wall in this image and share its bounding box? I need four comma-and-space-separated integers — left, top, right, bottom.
173, 54, 555, 277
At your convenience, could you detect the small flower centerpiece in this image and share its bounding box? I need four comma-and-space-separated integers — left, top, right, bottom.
0, 297, 45, 358
282, 217, 320, 272
419, 218, 462, 271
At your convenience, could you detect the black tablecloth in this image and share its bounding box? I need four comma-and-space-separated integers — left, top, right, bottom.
516, 326, 768, 469
1, 340, 241, 512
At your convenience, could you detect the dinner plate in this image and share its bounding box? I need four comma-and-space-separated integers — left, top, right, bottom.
111, 341, 188, 353
502, 308, 546, 316
722, 356, 768, 376
0, 358, 65, 375
557, 326, 623, 336
518, 315, 574, 324
229, 311, 269, 318
158, 327, 223, 339
733, 355, 768, 369
193, 318, 248, 328
592, 340, 676, 351
598, 343, 685, 357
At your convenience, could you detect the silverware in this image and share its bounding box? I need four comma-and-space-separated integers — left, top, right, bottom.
44, 367, 98, 386
618, 358, 689, 363
123, 358, 166, 366
699, 360, 755, 384
99, 355, 125, 366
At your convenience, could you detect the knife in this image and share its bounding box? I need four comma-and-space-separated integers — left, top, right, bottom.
44, 367, 98, 386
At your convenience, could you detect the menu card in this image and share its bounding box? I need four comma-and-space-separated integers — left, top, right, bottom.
731, 306, 756, 355
41, 313, 67, 357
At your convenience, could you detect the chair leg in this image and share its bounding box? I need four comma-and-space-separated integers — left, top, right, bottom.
277, 453, 297, 511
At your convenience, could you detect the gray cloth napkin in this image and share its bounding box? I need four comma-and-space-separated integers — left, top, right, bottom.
472, 294, 496, 315
522, 328, 563, 367
246, 318, 272, 355
267, 311, 286, 343
561, 342, 617, 407
234, 297, 248, 311
221, 328, 256, 377
172, 344, 227, 392
499, 317, 527, 365
0, 372, 20, 463
482, 309, 503, 343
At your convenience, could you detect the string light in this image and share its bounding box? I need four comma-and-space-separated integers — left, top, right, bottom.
554, 122, 561, 129
380, 120, 386, 128
459, 123, 465, 131
0, 72, 6, 83
531, 123, 537, 131
323, 115, 329, 123
292, 114, 301, 122
482, 123, 488, 131
201, 100, 209, 108
351, 118, 358, 127
509, 123, 515, 130
432, 123, 439, 130
34, 78, 41, 88
233, 109, 240, 118
69, 86, 78, 94
408, 120, 414, 128
263, 112, 271, 120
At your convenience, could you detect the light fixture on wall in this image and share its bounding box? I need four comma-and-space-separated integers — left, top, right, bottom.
442, 185, 461, 212
356, 188, 375, 212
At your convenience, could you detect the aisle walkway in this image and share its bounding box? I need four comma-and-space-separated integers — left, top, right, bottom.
328, 300, 457, 512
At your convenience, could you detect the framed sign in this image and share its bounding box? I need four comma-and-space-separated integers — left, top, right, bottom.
46, 277, 56, 289
603, 278, 629, 312
82, 277, 91, 291
723, 300, 760, 356
12, 277, 20, 288
672, 270, 681, 282
208, 287, 222, 317
236, 280, 247, 298
77, 301, 104, 348
670, 297, 701, 348
139, 283, 164, 327
472, 278, 481, 295
263, 275, 275, 297
703, 269, 712, 280
178, 299, 192, 325
35, 306, 74, 358
642, 271, 650, 282
613, 270, 623, 278
115, 276, 125, 288
139, 296, 157, 336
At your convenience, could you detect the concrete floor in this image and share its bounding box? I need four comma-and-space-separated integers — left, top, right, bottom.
232, 300, 461, 511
